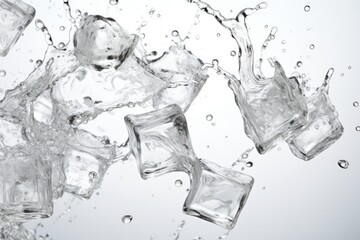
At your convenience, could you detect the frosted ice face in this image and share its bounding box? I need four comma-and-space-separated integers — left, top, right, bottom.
149, 45, 208, 112
0, 146, 53, 221
0, 223, 35, 240
74, 15, 139, 70
183, 159, 254, 230
0, 0, 35, 57
287, 69, 344, 160
51, 55, 166, 125
189, 1, 308, 154
125, 104, 196, 179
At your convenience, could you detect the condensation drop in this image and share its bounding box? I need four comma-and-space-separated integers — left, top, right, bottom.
338, 160, 349, 169
175, 180, 183, 187
121, 215, 133, 224
206, 114, 213, 121
348, 66, 352, 70
216, 33, 220, 37
0, 70, 6, 77
341, 73, 344, 77
304, 5, 311, 12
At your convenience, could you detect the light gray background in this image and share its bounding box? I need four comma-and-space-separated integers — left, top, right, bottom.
0, 0, 359, 239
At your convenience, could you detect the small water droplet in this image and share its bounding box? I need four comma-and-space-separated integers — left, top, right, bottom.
309, 44, 315, 50
296, 61, 303, 67
109, 0, 119, 5
206, 114, 213, 121
59, 26, 65, 31
157, 14, 161, 18
281, 40, 286, 44
282, 49, 286, 53
175, 180, 183, 187
89, 171, 97, 179
76, 156, 81, 161
264, 25, 268, 28
58, 42, 65, 48
246, 161, 253, 168
338, 160, 349, 169
353, 101, 359, 107
356, 126, 360, 131
262, 187, 266, 190
348, 66, 352, 70
0, 70, 6, 77
216, 33, 220, 37
211, 122, 216, 126
304, 5, 311, 12
341, 73, 344, 77
121, 215, 133, 224
230, 51, 236, 57
36, 60, 43, 67
172, 30, 179, 37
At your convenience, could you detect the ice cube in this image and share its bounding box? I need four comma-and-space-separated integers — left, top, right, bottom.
125, 104, 196, 179
0, 223, 35, 240
0, 146, 53, 221
149, 45, 208, 112
287, 69, 344, 160
74, 15, 139, 70
0, 0, 35, 57
183, 158, 254, 229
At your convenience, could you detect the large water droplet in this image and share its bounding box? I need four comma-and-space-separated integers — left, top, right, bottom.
89, 171, 97, 179
121, 215, 133, 224
246, 161, 253, 168
338, 160, 349, 169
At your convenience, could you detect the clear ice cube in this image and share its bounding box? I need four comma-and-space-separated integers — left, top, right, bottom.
74, 15, 139, 70
125, 104, 196, 179
0, 0, 35, 57
287, 69, 344, 160
0, 223, 35, 240
183, 158, 254, 229
0, 146, 53, 221
149, 45, 208, 112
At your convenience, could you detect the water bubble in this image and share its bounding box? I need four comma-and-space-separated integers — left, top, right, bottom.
175, 180, 183, 187
309, 44, 315, 50
211, 122, 216, 126
246, 162, 253, 168
76, 156, 81, 161
0, 70, 6, 77
171, 30, 179, 37
121, 215, 133, 224
109, 0, 119, 5
353, 101, 359, 107
296, 61, 303, 67
230, 51, 236, 57
338, 160, 349, 169
206, 114, 213, 121
356, 126, 360, 131
59, 26, 65, 31
304, 5, 311, 12
127, 102, 135, 108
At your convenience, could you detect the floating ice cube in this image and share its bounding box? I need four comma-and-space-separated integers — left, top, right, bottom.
125, 104, 196, 179
287, 69, 344, 160
189, 1, 307, 154
74, 15, 139, 70
0, 0, 35, 57
183, 158, 254, 229
149, 45, 208, 112
0, 145, 53, 221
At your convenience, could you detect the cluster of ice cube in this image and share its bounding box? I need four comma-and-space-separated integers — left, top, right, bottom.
0, 0, 345, 237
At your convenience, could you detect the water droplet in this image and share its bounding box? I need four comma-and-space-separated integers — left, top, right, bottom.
338, 160, 349, 169
35, 60, 43, 67
59, 26, 65, 31
281, 40, 286, 44
89, 171, 97, 179
262, 187, 266, 190
246, 161, 253, 168
264, 25, 268, 28
309, 44, 315, 50
175, 180, 183, 187
172, 30, 179, 37
122, 215, 133, 224
348, 66, 352, 70
0, 70, 6, 77
304, 5, 311, 12
109, 0, 119, 5
127, 102, 135, 108
140, 33, 145, 39
353, 101, 359, 107
356, 126, 360, 131
341, 73, 344, 77
58, 42, 65, 48
242, 153, 248, 159
216, 33, 220, 37
76, 156, 81, 161
230, 51, 236, 57
206, 114, 213, 121
296, 61, 303, 67
211, 122, 216, 126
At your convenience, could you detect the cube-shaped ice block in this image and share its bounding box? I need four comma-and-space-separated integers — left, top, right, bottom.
125, 104, 196, 179
287, 91, 343, 160
183, 159, 254, 229
63, 148, 110, 199
0, 146, 53, 221
0, 0, 35, 57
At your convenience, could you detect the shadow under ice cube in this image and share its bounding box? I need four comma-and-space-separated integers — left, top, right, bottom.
0, 146, 53, 221
183, 159, 254, 230
0, 0, 35, 57
125, 104, 196, 179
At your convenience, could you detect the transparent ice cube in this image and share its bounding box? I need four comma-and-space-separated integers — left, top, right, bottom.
0, 223, 35, 240
149, 45, 208, 112
0, 146, 53, 221
0, 0, 35, 57
125, 104, 196, 179
287, 69, 344, 160
183, 158, 254, 229
74, 15, 139, 70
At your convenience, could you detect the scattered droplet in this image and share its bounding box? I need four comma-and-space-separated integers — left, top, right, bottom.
353, 101, 359, 107
338, 160, 349, 169
296, 61, 303, 67
262, 187, 266, 190
242, 153, 248, 159
172, 30, 179, 37
246, 161, 253, 168
230, 51, 236, 57
121, 215, 133, 224
206, 114, 213, 121
356, 126, 360, 131
315, 125, 319, 130
348, 66, 352, 70
109, 0, 119, 5
341, 73, 344, 77
264, 25, 268, 28
309, 44, 315, 50
175, 180, 183, 187
59, 26, 65, 31
0, 70, 6, 77
216, 33, 220, 37
281, 40, 286, 44
89, 171, 97, 179
304, 5, 311, 12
